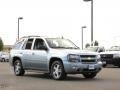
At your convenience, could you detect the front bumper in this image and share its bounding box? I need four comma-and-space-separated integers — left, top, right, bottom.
63, 61, 102, 74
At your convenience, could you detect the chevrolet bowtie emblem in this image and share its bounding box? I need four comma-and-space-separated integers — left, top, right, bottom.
88, 57, 91, 60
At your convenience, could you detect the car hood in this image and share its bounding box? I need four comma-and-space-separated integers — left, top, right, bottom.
100, 51, 120, 55
50, 49, 98, 56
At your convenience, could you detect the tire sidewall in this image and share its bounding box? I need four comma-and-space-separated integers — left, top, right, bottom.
14, 60, 24, 76
51, 61, 66, 80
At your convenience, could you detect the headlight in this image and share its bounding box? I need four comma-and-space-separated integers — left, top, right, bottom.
96, 55, 101, 62
68, 54, 80, 62
113, 54, 120, 58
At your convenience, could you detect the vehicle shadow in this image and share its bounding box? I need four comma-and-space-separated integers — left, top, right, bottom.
24, 73, 102, 82
64, 75, 102, 82
104, 65, 119, 68
24, 73, 51, 79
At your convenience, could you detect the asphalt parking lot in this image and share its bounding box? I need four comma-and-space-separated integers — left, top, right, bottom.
0, 63, 120, 90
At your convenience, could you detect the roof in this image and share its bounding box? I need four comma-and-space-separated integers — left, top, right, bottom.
21, 35, 41, 38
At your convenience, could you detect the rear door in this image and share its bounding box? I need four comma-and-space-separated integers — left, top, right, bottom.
22, 38, 35, 69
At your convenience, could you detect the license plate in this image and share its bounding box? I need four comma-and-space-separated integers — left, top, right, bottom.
88, 65, 95, 70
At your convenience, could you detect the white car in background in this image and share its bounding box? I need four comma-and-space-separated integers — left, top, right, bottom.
0, 52, 9, 62
85, 46, 105, 53
0, 52, 2, 61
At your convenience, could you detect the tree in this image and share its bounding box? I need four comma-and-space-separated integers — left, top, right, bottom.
94, 40, 99, 46
85, 43, 90, 48
61, 36, 64, 39
0, 37, 4, 51
91, 40, 99, 46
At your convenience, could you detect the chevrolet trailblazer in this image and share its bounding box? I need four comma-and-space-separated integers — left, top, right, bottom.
10, 36, 102, 80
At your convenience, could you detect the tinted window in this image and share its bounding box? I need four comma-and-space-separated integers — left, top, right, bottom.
25, 39, 33, 49
33, 39, 46, 50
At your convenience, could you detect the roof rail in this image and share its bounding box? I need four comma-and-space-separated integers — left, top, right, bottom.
28, 35, 40, 37
20, 35, 41, 38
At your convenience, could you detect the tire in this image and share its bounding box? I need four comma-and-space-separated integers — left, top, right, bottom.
118, 65, 120, 68
2, 58, 5, 62
83, 73, 97, 79
13, 60, 25, 76
50, 61, 66, 80
103, 64, 107, 68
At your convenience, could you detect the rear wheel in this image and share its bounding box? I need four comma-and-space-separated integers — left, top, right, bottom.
13, 60, 25, 76
2, 58, 5, 62
83, 73, 96, 79
50, 61, 66, 80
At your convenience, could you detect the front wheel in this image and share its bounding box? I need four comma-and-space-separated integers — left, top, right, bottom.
118, 65, 120, 68
14, 60, 25, 76
50, 61, 66, 80
83, 73, 97, 79
103, 64, 107, 67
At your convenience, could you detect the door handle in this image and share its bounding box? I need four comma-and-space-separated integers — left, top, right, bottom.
20, 52, 23, 54
32, 53, 35, 55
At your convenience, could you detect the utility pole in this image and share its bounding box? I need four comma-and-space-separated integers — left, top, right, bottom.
83, 0, 93, 43
81, 26, 87, 49
18, 17, 23, 40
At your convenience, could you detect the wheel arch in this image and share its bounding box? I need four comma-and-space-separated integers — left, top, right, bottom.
49, 57, 64, 72
12, 56, 22, 66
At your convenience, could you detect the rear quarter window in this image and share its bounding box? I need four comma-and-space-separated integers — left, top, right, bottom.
13, 39, 25, 49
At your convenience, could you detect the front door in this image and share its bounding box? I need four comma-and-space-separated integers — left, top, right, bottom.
31, 38, 48, 71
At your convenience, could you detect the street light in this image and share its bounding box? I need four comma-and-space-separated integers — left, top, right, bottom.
81, 26, 87, 50
18, 17, 23, 40
83, 0, 93, 44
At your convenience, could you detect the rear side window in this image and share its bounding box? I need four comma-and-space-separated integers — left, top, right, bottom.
25, 39, 33, 49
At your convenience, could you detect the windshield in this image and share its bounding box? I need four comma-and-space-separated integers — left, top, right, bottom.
86, 47, 98, 52
46, 38, 79, 49
109, 46, 120, 51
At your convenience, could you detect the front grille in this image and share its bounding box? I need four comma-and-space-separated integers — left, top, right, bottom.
81, 59, 96, 62
80, 55, 96, 58
100, 54, 113, 59
80, 55, 96, 63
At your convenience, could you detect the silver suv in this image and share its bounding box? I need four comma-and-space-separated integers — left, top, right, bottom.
10, 36, 102, 80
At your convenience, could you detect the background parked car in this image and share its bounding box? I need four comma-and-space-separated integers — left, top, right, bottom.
0, 52, 2, 61
85, 46, 105, 53
100, 46, 120, 67
0, 52, 9, 62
